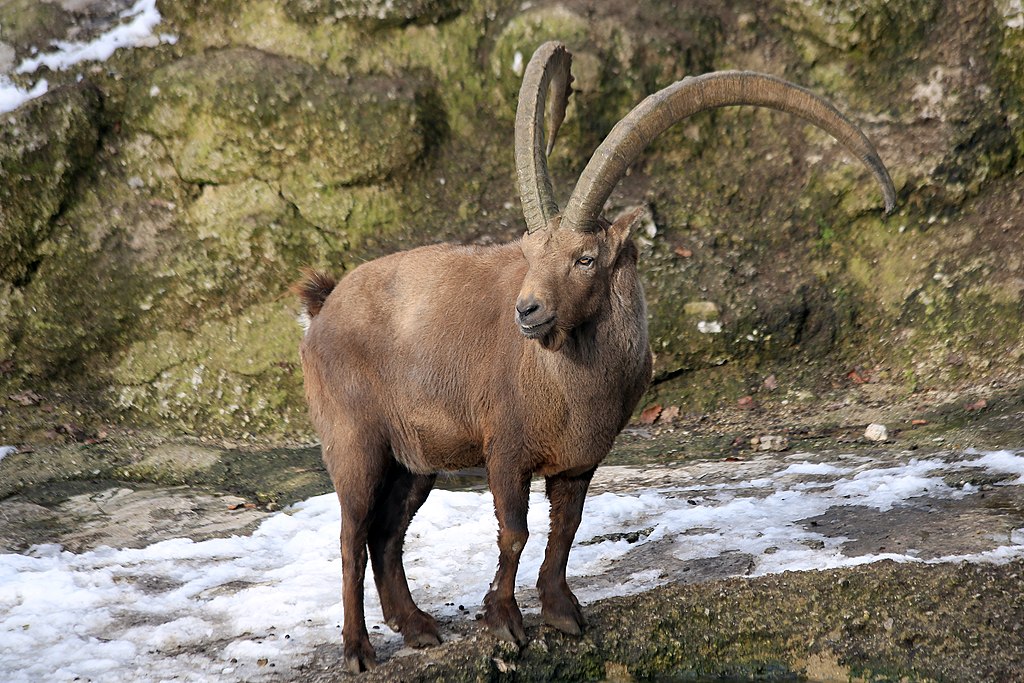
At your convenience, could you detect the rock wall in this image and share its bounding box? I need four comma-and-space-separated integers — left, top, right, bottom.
2, 0, 1023, 441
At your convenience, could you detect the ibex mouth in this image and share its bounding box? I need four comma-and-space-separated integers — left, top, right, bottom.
519, 317, 555, 339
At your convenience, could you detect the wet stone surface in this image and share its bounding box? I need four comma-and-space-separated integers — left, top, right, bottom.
0, 482, 268, 553
803, 487, 1024, 560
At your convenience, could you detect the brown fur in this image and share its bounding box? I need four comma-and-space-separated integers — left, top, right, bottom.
296, 209, 652, 672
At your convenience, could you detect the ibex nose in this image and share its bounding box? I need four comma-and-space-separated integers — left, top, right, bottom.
516, 295, 542, 323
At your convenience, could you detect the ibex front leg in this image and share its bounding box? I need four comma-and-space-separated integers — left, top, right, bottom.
483, 461, 532, 645
538, 467, 595, 635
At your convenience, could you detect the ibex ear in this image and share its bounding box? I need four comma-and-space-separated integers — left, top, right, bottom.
607, 206, 647, 252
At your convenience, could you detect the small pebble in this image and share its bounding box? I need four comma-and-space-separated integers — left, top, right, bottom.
864, 423, 888, 441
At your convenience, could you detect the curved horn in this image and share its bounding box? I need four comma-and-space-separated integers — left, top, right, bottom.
514, 41, 573, 234
561, 71, 897, 233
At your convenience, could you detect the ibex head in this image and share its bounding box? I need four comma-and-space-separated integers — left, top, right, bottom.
512, 42, 896, 349
516, 209, 643, 351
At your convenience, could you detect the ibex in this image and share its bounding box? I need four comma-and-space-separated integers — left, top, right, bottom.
295, 42, 895, 672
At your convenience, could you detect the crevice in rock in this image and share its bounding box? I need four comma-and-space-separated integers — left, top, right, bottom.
651, 365, 699, 388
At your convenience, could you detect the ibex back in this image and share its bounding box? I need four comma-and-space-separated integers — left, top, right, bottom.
295, 42, 895, 673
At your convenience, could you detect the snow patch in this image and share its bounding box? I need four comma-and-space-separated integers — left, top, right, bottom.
0, 450, 1021, 681
697, 320, 722, 334
966, 448, 1024, 484
0, 0, 175, 115
511, 50, 524, 76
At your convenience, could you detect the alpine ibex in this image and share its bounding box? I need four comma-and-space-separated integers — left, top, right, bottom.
295, 41, 895, 672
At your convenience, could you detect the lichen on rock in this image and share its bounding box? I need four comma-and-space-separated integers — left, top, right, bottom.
0, 84, 100, 284
128, 47, 429, 188
779, 0, 940, 65
0, 0, 73, 63
112, 301, 308, 437
283, 0, 465, 27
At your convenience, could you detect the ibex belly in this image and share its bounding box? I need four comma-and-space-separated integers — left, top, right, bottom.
388, 406, 484, 474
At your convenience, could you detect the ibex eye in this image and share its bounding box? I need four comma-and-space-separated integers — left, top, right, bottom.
576, 256, 595, 268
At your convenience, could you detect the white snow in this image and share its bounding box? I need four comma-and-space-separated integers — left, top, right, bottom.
1, 450, 1022, 681
511, 50, 524, 76
965, 448, 1024, 484
697, 320, 722, 334
0, 446, 17, 462
0, 79, 49, 117
0, 0, 174, 115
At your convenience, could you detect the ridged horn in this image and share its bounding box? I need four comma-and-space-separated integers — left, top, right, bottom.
561, 70, 897, 233
514, 41, 573, 234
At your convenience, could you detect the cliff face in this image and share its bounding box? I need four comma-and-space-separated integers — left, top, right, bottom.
2, 0, 1023, 442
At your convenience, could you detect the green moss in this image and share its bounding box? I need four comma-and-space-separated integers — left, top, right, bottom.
778, 0, 940, 76
0, 0, 71, 56
0, 84, 100, 284
129, 48, 428, 187
6, 127, 190, 379
112, 302, 308, 438
278, 180, 407, 246
283, 0, 465, 27
181, 179, 337, 310
992, 2, 1024, 157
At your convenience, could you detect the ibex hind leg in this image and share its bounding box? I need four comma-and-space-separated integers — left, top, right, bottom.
368, 463, 440, 649
328, 434, 390, 674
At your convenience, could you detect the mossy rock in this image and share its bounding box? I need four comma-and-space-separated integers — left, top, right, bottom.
283, 0, 465, 28
0, 83, 100, 284
995, 0, 1024, 155
779, 0, 940, 65
181, 178, 335, 310
645, 252, 842, 381
277, 179, 406, 243
0, 0, 71, 60
112, 301, 308, 437
0, 84, 101, 361
128, 47, 430, 188
637, 104, 867, 382
5, 127, 193, 379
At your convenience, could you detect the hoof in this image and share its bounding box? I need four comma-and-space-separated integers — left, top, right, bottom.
484, 592, 527, 646
542, 608, 586, 636
343, 638, 377, 674
541, 587, 586, 636
402, 609, 442, 649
